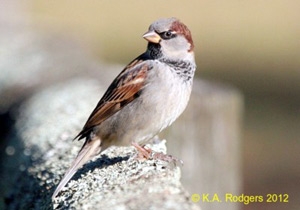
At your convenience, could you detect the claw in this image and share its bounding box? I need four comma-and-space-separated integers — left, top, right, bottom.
131, 142, 152, 159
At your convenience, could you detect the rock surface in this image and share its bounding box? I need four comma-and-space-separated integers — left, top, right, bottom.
3, 79, 200, 210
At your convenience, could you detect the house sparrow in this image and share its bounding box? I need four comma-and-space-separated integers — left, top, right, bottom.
52, 17, 196, 199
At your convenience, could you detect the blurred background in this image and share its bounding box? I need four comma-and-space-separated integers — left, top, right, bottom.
1, 1, 299, 210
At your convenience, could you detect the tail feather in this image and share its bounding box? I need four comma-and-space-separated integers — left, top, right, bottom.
52, 138, 101, 199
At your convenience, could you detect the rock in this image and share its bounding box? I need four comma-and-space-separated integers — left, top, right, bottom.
3, 79, 200, 210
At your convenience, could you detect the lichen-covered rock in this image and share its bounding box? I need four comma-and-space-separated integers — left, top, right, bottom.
3, 79, 200, 210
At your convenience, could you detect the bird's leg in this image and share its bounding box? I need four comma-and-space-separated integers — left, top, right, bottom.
131, 142, 152, 159
131, 142, 183, 165
152, 152, 184, 165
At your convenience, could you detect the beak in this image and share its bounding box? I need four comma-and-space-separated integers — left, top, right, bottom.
143, 30, 161, 43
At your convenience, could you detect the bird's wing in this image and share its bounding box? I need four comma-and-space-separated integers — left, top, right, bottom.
75, 57, 151, 140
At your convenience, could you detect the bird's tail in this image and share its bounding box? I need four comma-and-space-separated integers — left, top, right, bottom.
52, 137, 102, 199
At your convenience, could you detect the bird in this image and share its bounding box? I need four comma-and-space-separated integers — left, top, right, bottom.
52, 17, 196, 199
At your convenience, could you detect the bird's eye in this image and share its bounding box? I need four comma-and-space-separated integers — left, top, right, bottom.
165, 31, 172, 37
160, 30, 175, 40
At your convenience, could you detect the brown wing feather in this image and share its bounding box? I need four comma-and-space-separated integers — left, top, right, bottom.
75, 60, 149, 140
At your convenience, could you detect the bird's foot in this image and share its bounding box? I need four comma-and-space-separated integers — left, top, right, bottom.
152, 152, 184, 165
131, 142, 183, 165
131, 142, 152, 159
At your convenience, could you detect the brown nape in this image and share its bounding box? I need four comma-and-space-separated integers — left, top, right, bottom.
170, 20, 194, 52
